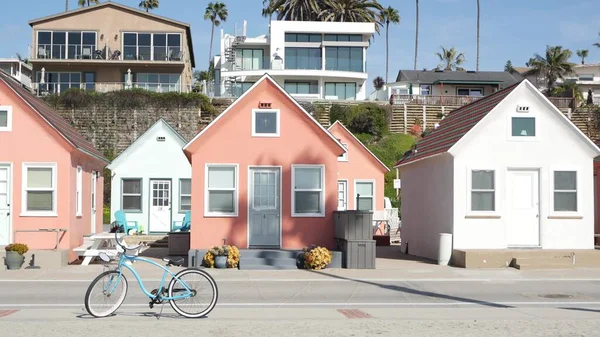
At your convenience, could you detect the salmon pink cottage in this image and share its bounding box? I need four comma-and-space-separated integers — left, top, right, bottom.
183, 74, 388, 268
0, 70, 108, 265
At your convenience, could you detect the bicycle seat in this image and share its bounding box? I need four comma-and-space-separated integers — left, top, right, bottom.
162, 257, 184, 267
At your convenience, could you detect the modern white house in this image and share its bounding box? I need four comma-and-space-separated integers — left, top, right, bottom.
0, 58, 33, 89
107, 118, 191, 234
560, 63, 600, 105
212, 20, 376, 101
394, 79, 600, 261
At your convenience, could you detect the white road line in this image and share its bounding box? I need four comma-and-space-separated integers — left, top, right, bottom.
1, 278, 600, 283
2, 301, 600, 308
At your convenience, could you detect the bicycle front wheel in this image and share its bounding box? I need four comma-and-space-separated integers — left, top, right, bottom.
84, 270, 128, 318
168, 268, 218, 318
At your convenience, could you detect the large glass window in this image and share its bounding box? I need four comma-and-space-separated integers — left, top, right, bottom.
325, 82, 357, 100
134, 73, 181, 92
235, 49, 264, 70
23, 164, 57, 214
285, 33, 322, 42
122, 179, 142, 211
37, 31, 96, 60
292, 165, 324, 216
355, 181, 374, 211
285, 81, 319, 95
206, 165, 237, 215
553, 171, 577, 212
470, 170, 495, 211
324, 34, 362, 42
36, 71, 82, 94
123, 32, 180, 61
325, 47, 363, 72
285, 48, 322, 70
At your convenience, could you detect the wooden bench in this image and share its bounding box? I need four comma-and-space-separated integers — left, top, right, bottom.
13, 228, 67, 249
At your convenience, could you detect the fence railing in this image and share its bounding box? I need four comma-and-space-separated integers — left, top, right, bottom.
391, 94, 575, 110
32, 82, 196, 96
33, 44, 185, 62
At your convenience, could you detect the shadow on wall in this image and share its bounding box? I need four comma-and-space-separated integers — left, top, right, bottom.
211, 148, 339, 250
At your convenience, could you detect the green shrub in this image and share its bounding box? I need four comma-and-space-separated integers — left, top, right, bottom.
103, 205, 111, 225
329, 104, 352, 125
348, 103, 389, 137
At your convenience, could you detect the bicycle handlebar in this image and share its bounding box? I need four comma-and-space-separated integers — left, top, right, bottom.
114, 231, 146, 253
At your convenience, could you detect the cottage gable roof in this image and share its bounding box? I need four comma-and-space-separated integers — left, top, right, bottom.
0, 70, 108, 163
183, 73, 347, 156
327, 121, 389, 172
107, 118, 187, 170
28, 2, 195, 67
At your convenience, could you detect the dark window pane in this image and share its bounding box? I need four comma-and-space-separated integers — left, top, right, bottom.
349, 34, 362, 41
309, 34, 322, 42
153, 34, 166, 46
53, 32, 66, 44
68, 32, 81, 44
122, 196, 141, 210
167, 34, 181, 46
295, 191, 320, 213
255, 112, 277, 134
554, 192, 577, 211
297, 34, 309, 42
471, 191, 495, 211
123, 33, 137, 45
285, 33, 296, 42
554, 171, 576, 190
123, 46, 137, 60
123, 179, 141, 194
38, 31, 51, 44
138, 34, 151, 45
511, 117, 535, 137
83, 32, 95, 45
324, 34, 336, 41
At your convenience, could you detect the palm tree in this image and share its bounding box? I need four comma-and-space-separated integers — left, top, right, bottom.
380, 6, 400, 83
66, 0, 69, 11
319, 0, 383, 32
413, 0, 419, 70
205, 2, 228, 76
271, 0, 322, 21
476, 0, 480, 71
373, 76, 385, 90
78, 0, 99, 7
525, 45, 575, 93
139, 0, 159, 12
435, 46, 466, 71
576, 49, 589, 65
595, 32, 600, 48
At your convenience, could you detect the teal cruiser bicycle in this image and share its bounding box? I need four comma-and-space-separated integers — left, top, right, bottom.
84, 232, 218, 318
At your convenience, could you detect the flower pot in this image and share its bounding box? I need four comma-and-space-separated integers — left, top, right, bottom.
214, 255, 227, 269
5, 251, 25, 270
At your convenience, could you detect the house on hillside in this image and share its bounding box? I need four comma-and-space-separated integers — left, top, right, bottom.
28, 1, 195, 95
0, 59, 33, 89
107, 118, 191, 234
395, 79, 600, 264
0, 70, 108, 262
183, 74, 388, 251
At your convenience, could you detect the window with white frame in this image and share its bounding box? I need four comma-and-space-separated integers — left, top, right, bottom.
252, 109, 279, 136
553, 171, 577, 212
122, 179, 142, 211
179, 178, 191, 212
292, 165, 324, 216
338, 142, 348, 161
470, 170, 495, 211
0, 106, 12, 132
511, 117, 536, 137
76, 166, 82, 216
355, 181, 374, 211
23, 164, 57, 214
205, 165, 237, 215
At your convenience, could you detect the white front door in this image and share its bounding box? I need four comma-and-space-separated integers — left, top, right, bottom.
91, 171, 97, 233
507, 169, 540, 247
0, 165, 11, 245
337, 180, 347, 211
149, 179, 172, 233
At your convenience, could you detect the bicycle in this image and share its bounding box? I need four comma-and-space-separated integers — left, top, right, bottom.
83, 231, 218, 319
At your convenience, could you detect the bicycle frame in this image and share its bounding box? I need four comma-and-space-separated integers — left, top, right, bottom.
103, 250, 193, 301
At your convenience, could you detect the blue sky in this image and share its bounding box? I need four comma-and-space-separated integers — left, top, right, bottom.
1, 0, 599, 90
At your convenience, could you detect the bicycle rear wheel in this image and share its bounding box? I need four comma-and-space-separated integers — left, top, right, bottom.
168, 268, 218, 318
84, 270, 128, 318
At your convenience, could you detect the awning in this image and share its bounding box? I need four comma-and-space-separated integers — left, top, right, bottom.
432, 80, 504, 85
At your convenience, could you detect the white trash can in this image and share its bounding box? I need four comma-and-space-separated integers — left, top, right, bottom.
437, 233, 453, 265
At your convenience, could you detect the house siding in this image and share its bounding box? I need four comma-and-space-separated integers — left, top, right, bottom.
452, 84, 596, 250
188, 79, 343, 250
0, 81, 104, 261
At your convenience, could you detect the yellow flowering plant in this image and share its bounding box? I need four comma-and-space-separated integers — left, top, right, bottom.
302, 245, 332, 270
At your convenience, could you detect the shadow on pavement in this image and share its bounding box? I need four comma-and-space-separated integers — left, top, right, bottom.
560, 307, 600, 313
307, 269, 513, 309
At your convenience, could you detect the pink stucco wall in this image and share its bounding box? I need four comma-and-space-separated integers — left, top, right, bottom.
0, 81, 105, 261
186, 79, 345, 250
328, 123, 387, 210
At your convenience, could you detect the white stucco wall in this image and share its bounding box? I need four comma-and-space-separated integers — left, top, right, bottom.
108, 121, 191, 233
451, 83, 599, 250
399, 154, 454, 260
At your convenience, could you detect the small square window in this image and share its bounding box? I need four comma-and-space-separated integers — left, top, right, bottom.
252, 109, 279, 136
511, 117, 535, 137
0, 106, 12, 131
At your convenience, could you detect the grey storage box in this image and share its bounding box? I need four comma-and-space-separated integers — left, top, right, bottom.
334, 211, 373, 241
341, 239, 376, 269
168, 232, 190, 256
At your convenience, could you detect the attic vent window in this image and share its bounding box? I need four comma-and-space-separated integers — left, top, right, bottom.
259, 102, 272, 109
516, 105, 530, 113
156, 136, 166, 142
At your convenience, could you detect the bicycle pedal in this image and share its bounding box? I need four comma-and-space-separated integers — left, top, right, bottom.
149, 302, 154, 309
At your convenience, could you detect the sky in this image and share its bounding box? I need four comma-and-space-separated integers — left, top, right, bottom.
1, 0, 599, 93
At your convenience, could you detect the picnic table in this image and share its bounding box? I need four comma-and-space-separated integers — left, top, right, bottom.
80, 233, 125, 266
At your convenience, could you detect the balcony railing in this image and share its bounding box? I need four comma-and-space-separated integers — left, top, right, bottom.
32, 82, 195, 96
33, 44, 185, 63
391, 94, 575, 110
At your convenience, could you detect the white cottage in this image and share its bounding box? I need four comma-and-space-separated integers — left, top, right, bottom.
395, 79, 600, 261
107, 119, 191, 234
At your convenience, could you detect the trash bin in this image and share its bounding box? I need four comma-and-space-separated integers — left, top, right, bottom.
437, 233, 452, 265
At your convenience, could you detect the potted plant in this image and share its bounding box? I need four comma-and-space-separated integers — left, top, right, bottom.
203, 245, 240, 269
4, 243, 29, 270
302, 245, 332, 270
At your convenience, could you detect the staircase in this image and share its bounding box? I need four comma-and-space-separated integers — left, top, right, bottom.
238, 249, 300, 270
222, 35, 246, 97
